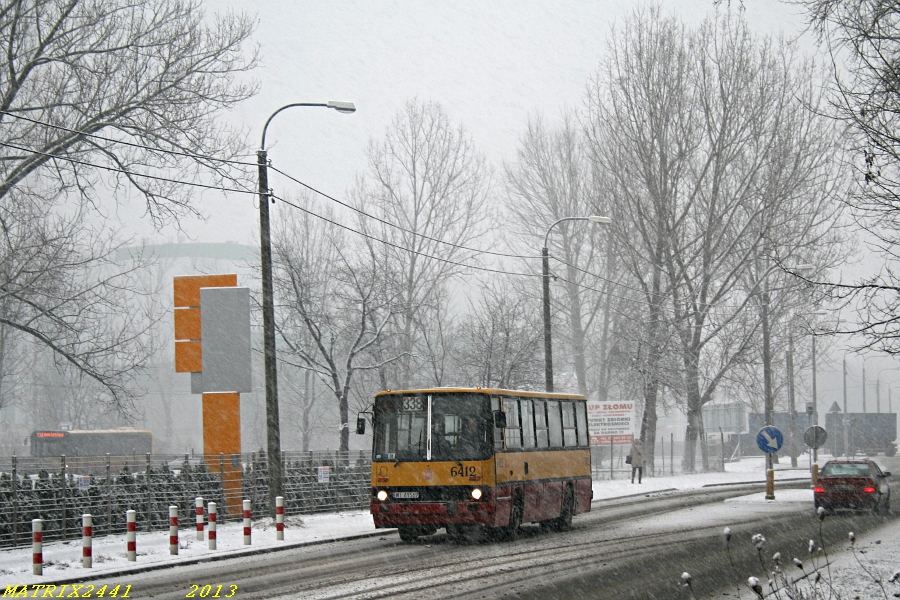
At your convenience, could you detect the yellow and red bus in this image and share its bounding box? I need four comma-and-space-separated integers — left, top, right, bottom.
359, 387, 592, 541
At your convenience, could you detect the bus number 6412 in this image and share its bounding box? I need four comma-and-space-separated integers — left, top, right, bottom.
450, 466, 476, 478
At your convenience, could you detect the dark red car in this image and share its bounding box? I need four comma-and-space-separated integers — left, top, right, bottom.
814, 459, 891, 514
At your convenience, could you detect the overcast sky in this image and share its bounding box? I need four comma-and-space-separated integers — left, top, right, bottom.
126, 0, 900, 403
141, 0, 814, 246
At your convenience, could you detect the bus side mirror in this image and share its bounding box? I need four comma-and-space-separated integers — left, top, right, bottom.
493, 411, 507, 429
356, 417, 366, 435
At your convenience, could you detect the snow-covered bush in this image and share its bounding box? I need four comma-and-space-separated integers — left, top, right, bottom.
684, 511, 900, 599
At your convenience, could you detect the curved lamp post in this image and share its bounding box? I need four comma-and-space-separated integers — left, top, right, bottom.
542, 215, 611, 392
877, 367, 900, 413
843, 352, 849, 456
860, 353, 881, 414
257, 101, 355, 513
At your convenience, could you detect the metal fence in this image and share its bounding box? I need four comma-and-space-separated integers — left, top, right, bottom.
0, 445, 731, 549
588, 437, 728, 480
0, 451, 371, 549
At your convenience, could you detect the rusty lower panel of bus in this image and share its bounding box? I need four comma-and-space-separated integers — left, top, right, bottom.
371, 478, 592, 529
370, 452, 591, 529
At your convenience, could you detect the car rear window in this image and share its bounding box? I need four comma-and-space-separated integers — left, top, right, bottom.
821, 463, 870, 477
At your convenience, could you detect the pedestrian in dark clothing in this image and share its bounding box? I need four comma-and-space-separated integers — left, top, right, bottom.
629, 438, 645, 484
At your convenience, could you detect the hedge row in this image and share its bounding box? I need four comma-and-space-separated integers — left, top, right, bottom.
0, 452, 373, 548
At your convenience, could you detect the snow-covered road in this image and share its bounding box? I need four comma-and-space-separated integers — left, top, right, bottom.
1, 455, 897, 599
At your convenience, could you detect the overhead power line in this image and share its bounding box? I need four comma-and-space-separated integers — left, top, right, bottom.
0, 140, 257, 196
268, 164, 541, 261
0, 110, 257, 167
272, 194, 541, 278
271, 194, 672, 315
3, 125, 779, 317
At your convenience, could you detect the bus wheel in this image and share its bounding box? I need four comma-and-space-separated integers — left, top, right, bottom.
445, 524, 460, 541
397, 525, 419, 542
555, 486, 575, 531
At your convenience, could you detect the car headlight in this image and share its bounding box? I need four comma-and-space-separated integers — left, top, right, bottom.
376, 490, 388, 502
471, 488, 483, 500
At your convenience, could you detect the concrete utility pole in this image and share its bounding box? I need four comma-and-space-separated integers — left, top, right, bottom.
257, 101, 355, 514
812, 335, 818, 462
541, 216, 610, 392
843, 353, 849, 456
787, 334, 797, 467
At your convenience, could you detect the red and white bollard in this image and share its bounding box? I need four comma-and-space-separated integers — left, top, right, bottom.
126, 509, 136, 561
195, 497, 204, 541
208, 502, 217, 550
32, 518, 42, 576
169, 505, 179, 555
82, 514, 92, 568
275, 496, 284, 541
242, 499, 251, 546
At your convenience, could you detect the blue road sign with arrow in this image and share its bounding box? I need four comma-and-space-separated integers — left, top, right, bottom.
756, 426, 784, 454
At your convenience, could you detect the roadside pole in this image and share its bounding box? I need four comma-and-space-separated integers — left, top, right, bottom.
757, 426, 783, 500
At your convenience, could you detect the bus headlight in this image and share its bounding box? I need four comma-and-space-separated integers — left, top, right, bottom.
376, 490, 388, 502
471, 488, 483, 500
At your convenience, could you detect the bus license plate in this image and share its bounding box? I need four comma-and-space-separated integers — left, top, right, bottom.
393, 491, 419, 499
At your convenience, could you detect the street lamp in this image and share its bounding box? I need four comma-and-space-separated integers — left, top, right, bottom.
257, 100, 356, 514
542, 216, 611, 392
860, 353, 877, 413
760, 264, 813, 476
786, 332, 798, 467
877, 367, 900, 413
795, 310, 828, 462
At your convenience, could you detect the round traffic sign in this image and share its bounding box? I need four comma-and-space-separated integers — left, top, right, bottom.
756, 426, 784, 454
803, 425, 828, 450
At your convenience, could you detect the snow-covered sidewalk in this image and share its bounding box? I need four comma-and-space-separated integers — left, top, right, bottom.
0, 455, 838, 588
591, 453, 815, 501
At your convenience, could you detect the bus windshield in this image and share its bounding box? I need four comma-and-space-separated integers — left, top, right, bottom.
373, 393, 492, 462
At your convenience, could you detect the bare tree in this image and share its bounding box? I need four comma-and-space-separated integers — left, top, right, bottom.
455, 279, 543, 390
791, 0, 900, 353
272, 207, 401, 453
0, 0, 258, 223
505, 113, 617, 398
352, 99, 492, 388
0, 0, 257, 414
0, 198, 164, 413
281, 367, 329, 453
586, 8, 846, 471
0, 311, 28, 413
584, 7, 694, 471
30, 347, 127, 432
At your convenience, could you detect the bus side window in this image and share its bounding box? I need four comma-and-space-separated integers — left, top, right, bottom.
534, 400, 549, 448
547, 400, 563, 448
521, 399, 536, 448
575, 401, 589, 447
503, 398, 522, 449
492, 396, 504, 450
561, 402, 577, 446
